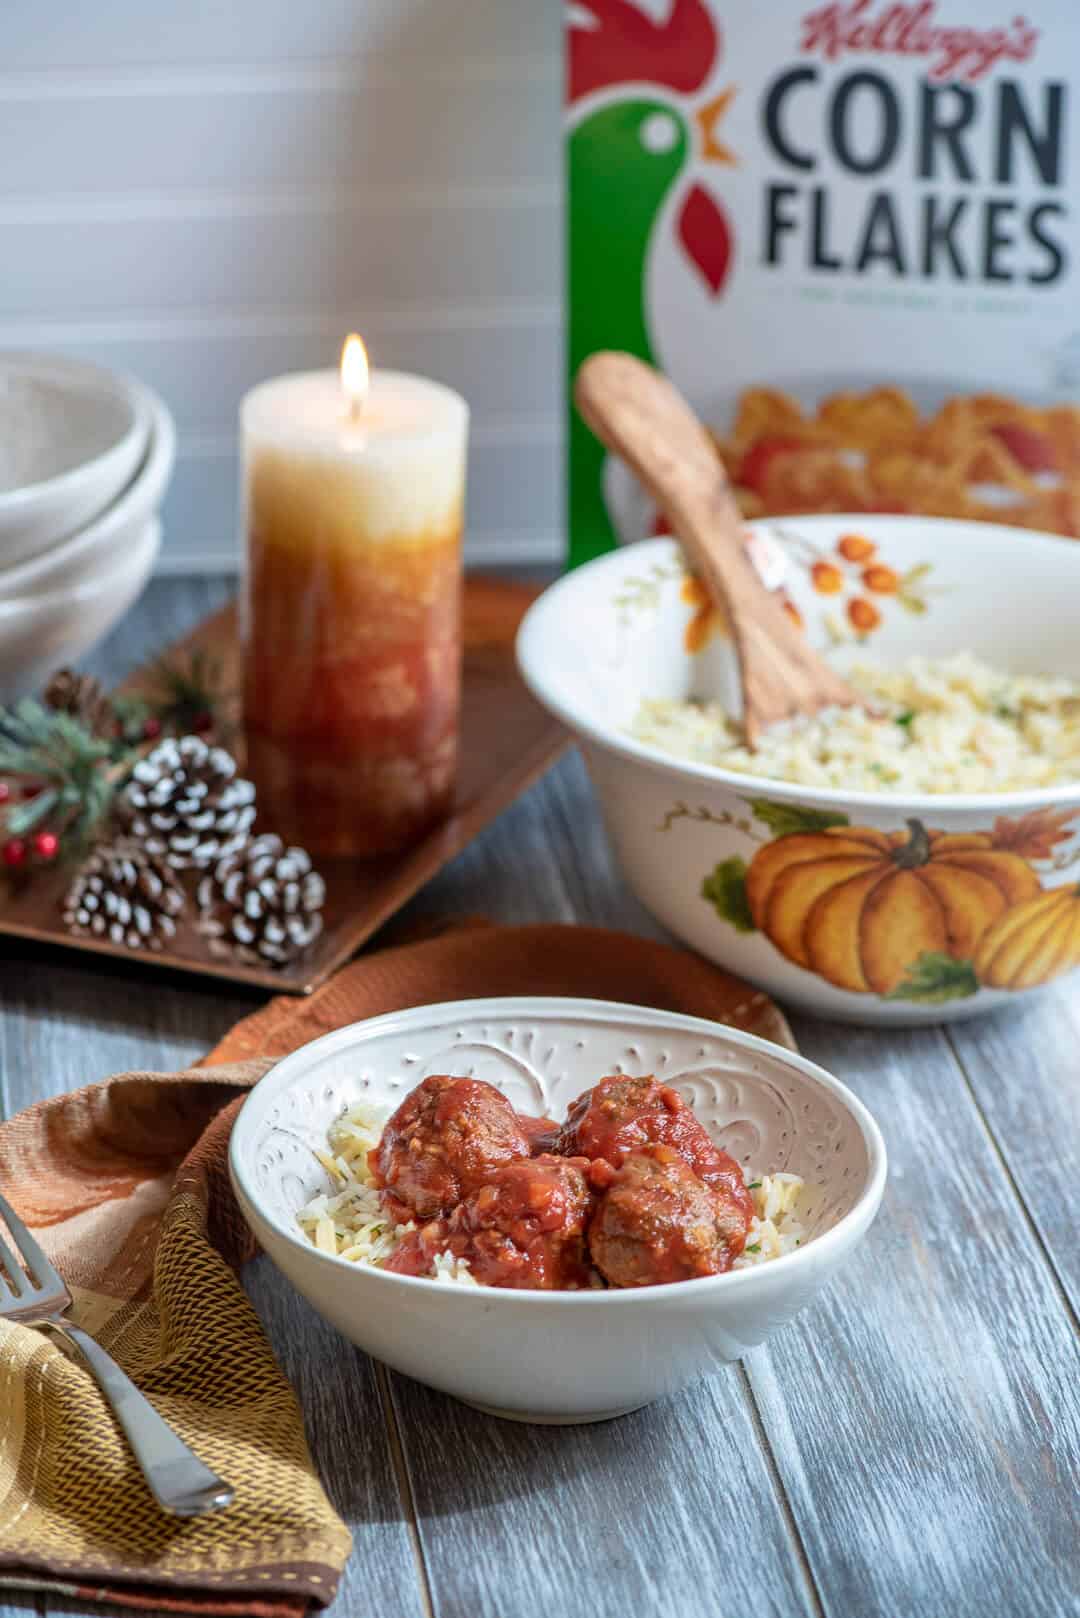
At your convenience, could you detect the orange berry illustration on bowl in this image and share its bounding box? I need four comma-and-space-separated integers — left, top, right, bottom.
862, 564, 899, 594
848, 597, 882, 632
837, 533, 876, 563
680, 573, 728, 652
811, 560, 844, 594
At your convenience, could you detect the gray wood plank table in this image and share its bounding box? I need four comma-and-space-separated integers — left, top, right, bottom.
1, 577, 1078, 1618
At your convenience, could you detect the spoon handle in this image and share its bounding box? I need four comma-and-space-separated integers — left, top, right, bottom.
574, 352, 861, 745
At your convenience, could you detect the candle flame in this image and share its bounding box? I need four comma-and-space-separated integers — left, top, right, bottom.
341, 334, 370, 416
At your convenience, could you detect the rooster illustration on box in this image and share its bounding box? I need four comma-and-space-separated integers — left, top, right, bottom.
567, 0, 738, 566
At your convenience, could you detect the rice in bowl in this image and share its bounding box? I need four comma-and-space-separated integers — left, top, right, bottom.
296, 1100, 806, 1286
632, 651, 1080, 795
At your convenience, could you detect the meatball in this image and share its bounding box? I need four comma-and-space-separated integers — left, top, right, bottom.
369, 1075, 530, 1221
556, 1074, 753, 1224
516, 1111, 560, 1156
433, 1155, 596, 1289
589, 1145, 750, 1287
448, 1154, 596, 1289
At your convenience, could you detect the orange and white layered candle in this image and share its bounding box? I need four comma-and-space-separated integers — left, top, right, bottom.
241, 352, 469, 857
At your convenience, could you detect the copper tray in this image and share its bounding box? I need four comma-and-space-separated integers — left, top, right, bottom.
0, 576, 567, 993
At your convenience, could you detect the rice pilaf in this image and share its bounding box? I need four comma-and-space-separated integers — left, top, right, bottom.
631, 652, 1080, 794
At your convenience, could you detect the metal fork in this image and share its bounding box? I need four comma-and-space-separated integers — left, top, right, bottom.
0, 1189, 233, 1516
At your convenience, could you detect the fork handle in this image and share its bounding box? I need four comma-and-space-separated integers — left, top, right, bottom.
46, 1321, 234, 1516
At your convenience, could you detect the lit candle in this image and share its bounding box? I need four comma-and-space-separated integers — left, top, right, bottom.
240, 341, 469, 858
341, 332, 369, 423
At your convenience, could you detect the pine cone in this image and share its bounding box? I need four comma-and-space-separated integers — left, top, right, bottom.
63, 840, 185, 951
197, 834, 325, 967
120, 735, 256, 870
43, 668, 115, 739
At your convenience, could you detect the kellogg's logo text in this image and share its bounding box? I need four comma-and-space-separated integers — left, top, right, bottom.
800, 2, 1038, 84
757, 3, 1065, 285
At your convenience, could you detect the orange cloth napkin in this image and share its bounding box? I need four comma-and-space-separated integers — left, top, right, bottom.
0, 924, 791, 1616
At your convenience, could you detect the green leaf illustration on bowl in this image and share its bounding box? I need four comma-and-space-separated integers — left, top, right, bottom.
897, 562, 933, 615
702, 857, 756, 933
745, 798, 850, 838
885, 952, 979, 1004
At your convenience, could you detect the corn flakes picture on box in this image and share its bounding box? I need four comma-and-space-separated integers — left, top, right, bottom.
566, 1, 1080, 567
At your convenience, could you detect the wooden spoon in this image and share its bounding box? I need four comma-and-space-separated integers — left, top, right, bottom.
574, 351, 864, 747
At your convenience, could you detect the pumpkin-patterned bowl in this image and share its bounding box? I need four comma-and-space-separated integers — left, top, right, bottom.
518, 516, 1080, 1025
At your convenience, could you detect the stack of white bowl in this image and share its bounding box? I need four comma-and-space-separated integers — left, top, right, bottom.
0, 354, 176, 700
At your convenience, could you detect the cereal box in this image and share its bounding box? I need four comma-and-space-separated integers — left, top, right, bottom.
566, 1, 1080, 566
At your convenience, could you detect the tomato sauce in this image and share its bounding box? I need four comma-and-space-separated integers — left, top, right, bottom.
372, 1073, 753, 1290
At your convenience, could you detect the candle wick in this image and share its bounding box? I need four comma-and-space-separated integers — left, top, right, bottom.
347, 395, 365, 425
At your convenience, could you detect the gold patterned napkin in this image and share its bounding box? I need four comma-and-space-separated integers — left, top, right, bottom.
0, 1060, 351, 1615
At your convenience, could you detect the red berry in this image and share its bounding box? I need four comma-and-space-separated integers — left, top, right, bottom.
32, 830, 60, 861
21, 782, 44, 801
2, 838, 27, 869
0, 782, 10, 805
143, 716, 163, 741
192, 711, 214, 735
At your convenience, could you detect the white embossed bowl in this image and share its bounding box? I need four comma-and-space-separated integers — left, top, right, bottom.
0, 380, 175, 601
0, 353, 151, 568
230, 997, 886, 1423
0, 517, 161, 700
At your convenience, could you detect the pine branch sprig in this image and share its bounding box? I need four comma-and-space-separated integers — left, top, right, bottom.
0, 701, 118, 846
139, 648, 227, 736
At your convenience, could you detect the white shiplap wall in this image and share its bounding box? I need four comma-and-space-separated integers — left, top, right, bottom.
0, 0, 563, 571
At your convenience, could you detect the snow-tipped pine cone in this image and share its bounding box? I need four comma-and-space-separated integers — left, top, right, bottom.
119, 735, 256, 870
197, 834, 325, 967
63, 840, 185, 951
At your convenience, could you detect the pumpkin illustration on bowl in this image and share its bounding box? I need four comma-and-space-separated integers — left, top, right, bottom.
744, 819, 1040, 996
974, 884, 1080, 990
